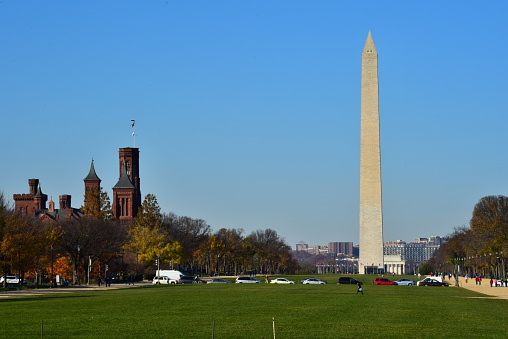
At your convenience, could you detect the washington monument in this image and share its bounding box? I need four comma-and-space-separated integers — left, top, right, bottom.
359, 32, 384, 274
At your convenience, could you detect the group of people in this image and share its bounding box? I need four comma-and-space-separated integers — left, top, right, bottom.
97, 277, 112, 287
489, 278, 508, 287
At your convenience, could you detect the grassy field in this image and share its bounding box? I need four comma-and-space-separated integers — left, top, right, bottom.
1, 274, 507, 338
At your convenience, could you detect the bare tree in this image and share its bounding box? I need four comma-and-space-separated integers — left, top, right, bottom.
58, 217, 128, 284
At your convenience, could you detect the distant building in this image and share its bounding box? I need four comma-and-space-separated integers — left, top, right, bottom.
384, 242, 439, 264
112, 147, 142, 224
308, 245, 328, 255
13, 179, 82, 220
13, 147, 142, 224
328, 242, 354, 256
295, 241, 309, 251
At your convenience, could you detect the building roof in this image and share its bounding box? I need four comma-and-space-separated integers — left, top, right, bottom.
34, 183, 43, 197
84, 159, 101, 181
113, 162, 135, 188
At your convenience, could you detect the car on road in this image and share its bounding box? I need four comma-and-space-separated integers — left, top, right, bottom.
270, 278, 295, 284
301, 278, 327, 284
395, 278, 416, 286
179, 276, 206, 284
235, 276, 263, 283
417, 277, 449, 286
337, 277, 363, 285
206, 278, 232, 284
152, 276, 178, 285
373, 278, 397, 285
0, 276, 23, 284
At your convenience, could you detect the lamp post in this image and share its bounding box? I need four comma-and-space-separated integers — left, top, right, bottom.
76, 245, 81, 285
51, 244, 54, 287
17, 242, 21, 290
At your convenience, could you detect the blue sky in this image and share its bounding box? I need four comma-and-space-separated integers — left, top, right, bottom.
1, 1, 507, 249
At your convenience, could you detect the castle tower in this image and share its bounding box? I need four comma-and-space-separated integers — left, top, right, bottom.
112, 147, 141, 223
359, 32, 384, 273
83, 159, 102, 214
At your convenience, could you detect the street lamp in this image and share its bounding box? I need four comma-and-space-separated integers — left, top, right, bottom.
18, 242, 21, 289
76, 245, 81, 285
51, 244, 54, 287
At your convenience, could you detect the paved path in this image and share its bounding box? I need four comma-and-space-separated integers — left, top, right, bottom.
0, 281, 149, 299
441, 276, 508, 299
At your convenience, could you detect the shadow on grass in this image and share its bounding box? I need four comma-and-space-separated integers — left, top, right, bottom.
0, 294, 97, 303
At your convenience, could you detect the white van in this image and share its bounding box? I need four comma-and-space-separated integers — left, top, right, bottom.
155, 270, 184, 283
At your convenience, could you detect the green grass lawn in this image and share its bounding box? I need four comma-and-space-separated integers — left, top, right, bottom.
1, 275, 507, 338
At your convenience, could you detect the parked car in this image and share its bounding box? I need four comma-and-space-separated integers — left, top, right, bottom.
373, 278, 397, 285
0, 276, 22, 284
206, 278, 232, 284
395, 278, 416, 286
179, 276, 206, 284
417, 277, 449, 287
301, 278, 327, 284
270, 278, 295, 284
337, 277, 363, 285
152, 276, 177, 285
235, 276, 263, 283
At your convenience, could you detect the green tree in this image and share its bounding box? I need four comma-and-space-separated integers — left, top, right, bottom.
135, 194, 162, 229
81, 186, 113, 220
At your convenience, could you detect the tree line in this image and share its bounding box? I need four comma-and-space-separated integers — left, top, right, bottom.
424, 195, 508, 278
0, 189, 298, 286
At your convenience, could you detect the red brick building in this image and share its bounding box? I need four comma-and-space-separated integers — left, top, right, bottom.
13, 179, 82, 220
13, 147, 142, 223
112, 147, 142, 224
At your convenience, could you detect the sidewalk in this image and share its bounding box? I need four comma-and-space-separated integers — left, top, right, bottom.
449, 276, 508, 299
0, 281, 149, 299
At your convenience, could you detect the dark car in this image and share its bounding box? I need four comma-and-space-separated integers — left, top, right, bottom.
373, 278, 397, 285
337, 277, 363, 285
179, 276, 206, 284
417, 278, 449, 287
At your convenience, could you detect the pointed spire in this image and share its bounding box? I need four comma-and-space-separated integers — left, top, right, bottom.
363, 31, 377, 54
34, 183, 43, 197
84, 158, 101, 181
113, 162, 135, 188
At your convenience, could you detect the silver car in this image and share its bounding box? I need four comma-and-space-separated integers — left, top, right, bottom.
394, 278, 416, 286
207, 278, 232, 284
235, 276, 263, 283
301, 278, 327, 284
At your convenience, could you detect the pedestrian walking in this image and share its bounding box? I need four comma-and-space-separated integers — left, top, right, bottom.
97, 277, 102, 287
356, 282, 363, 295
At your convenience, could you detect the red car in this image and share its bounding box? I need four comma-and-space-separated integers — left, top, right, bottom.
373, 278, 397, 285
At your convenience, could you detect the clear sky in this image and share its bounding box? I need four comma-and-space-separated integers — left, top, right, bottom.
1, 1, 507, 249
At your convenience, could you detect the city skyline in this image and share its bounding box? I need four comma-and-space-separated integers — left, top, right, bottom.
1, 2, 507, 248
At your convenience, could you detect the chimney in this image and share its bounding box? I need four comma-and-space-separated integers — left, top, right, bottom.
59, 195, 72, 209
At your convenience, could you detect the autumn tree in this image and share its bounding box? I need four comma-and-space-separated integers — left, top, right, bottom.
127, 223, 183, 268
127, 194, 183, 273
0, 212, 61, 286
246, 229, 293, 274
81, 186, 113, 220
161, 213, 211, 267
470, 195, 508, 253
214, 228, 245, 275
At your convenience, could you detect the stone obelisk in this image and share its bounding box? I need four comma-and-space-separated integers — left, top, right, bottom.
359, 32, 384, 274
